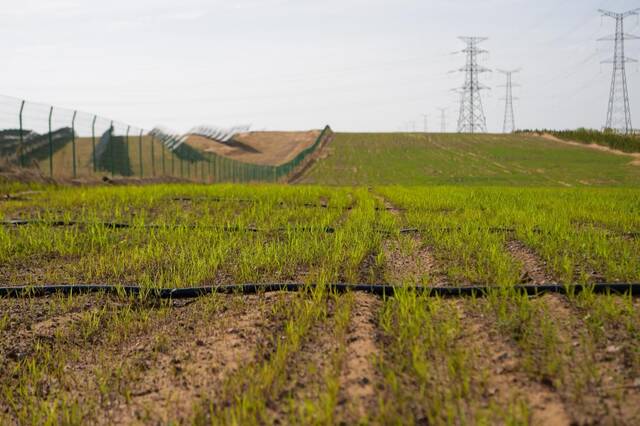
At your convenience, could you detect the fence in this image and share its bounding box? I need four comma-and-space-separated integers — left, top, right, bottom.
0, 95, 333, 183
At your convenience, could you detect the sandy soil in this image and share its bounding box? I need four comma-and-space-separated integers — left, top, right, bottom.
185, 130, 322, 166
336, 293, 382, 421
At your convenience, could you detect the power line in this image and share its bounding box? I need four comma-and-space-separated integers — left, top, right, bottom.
598, 8, 640, 133
454, 37, 491, 133
498, 69, 521, 133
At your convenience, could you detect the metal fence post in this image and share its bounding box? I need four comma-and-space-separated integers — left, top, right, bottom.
161, 139, 166, 176
71, 110, 77, 178
109, 121, 114, 177
18, 100, 25, 167
151, 135, 156, 176
48, 106, 54, 177
138, 129, 143, 177
125, 125, 130, 153
91, 115, 97, 173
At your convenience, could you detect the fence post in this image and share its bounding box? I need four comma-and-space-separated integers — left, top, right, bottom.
138, 129, 143, 178
161, 139, 166, 176
109, 121, 114, 177
125, 125, 130, 153
48, 106, 54, 177
151, 135, 156, 176
125, 126, 130, 175
71, 110, 77, 178
18, 100, 25, 167
91, 115, 97, 173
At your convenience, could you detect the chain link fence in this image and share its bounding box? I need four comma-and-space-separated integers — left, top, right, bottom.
0, 95, 332, 183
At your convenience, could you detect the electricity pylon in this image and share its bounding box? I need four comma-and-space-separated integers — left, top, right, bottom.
422, 114, 429, 133
437, 108, 447, 133
498, 69, 520, 133
599, 8, 639, 133
455, 37, 491, 133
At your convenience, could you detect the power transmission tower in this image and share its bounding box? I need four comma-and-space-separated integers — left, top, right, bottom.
422, 114, 429, 133
455, 37, 491, 133
498, 69, 520, 133
599, 8, 639, 134
437, 108, 447, 132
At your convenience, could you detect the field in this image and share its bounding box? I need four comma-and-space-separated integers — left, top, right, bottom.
300, 133, 640, 186
1, 174, 640, 424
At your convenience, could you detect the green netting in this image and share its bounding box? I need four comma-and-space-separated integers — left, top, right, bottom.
0, 95, 332, 183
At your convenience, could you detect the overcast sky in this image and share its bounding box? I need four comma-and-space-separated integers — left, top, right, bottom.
3, 0, 640, 133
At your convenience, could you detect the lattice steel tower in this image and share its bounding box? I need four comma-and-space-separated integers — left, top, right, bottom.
599, 9, 639, 133
455, 37, 491, 133
498, 69, 520, 133
437, 108, 447, 133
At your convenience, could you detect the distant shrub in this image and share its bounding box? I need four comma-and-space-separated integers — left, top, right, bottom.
517, 128, 640, 153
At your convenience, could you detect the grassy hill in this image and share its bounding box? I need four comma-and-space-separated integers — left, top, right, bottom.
299, 132, 640, 186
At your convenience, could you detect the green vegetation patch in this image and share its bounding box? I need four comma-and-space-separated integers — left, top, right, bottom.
300, 133, 640, 186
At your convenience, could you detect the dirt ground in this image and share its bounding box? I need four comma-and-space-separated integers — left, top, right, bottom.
185, 130, 322, 166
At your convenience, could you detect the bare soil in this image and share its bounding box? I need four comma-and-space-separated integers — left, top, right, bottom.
378, 195, 449, 286
459, 299, 571, 425
108, 294, 283, 424
185, 130, 322, 166
506, 240, 555, 284
336, 293, 382, 422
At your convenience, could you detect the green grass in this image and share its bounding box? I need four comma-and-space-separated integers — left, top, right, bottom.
300, 132, 640, 186
0, 184, 638, 287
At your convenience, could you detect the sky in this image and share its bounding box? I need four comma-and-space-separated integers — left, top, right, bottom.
3, 0, 640, 133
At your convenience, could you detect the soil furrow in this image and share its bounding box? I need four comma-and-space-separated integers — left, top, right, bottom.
377, 195, 448, 286
462, 298, 571, 425
266, 296, 339, 422
335, 292, 382, 423
506, 239, 555, 284
555, 294, 640, 424
106, 294, 287, 425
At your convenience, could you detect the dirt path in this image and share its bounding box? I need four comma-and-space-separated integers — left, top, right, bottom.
336, 292, 382, 423
506, 239, 555, 284
540, 133, 640, 167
